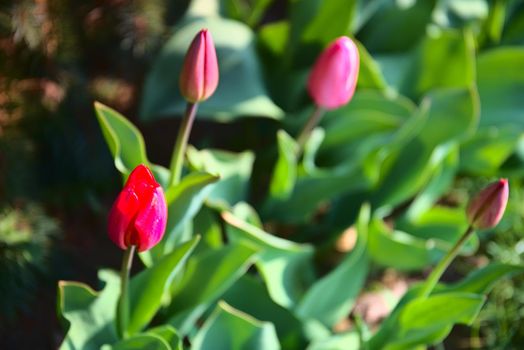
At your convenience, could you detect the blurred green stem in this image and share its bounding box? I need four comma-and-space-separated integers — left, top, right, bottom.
169, 102, 199, 187
117, 245, 135, 339
296, 106, 324, 155
419, 225, 474, 298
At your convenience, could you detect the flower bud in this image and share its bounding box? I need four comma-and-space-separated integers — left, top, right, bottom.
307, 36, 360, 110
466, 179, 509, 229
179, 29, 219, 103
108, 164, 168, 252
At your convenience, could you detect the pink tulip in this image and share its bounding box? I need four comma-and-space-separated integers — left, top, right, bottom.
179, 29, 219, 103
466, 179, 509, 229
108, 164, 168, 252
307, 36, 360, 110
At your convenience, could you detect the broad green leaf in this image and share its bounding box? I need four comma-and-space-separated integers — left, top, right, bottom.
231, 202, 263, 228
270, 130, 298, 200
357, 0, 436, 53
367, 217, 435, 271
383, 326, 452, 350
58, 270, 120, 350
372, 88, 478, 209
445, 262, 524, 294
108, 334, 170, 350
167, 242, 258, 334
140, 173, 218, 266
127, 237, 200, 334
356, 41, 389, 91
187, 147, 254, 208
306, 331, 360, 350
192, 301, 280, 350
460, 126, 522, 175
219, 0, 273, 27
223, 275, 307, 349
140, 17, 283, 122
94, 102, 149, 178
222, 211, 314, 308
477, 48, 524, 128
193, 206, 224, 253
399, 292, 486, 330
296, 212, 368, 327
397, 206, 478, 256
148, 326, 182, 350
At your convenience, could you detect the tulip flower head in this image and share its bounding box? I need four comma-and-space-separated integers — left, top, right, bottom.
108, 164, 168, 252
179, 29, 219, 103
466, 179, 509, 229
307, 36, 360, 110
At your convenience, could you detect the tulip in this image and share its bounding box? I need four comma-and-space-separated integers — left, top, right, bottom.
307, 36, 360, 110
466, 179, 509, 229
108, 164, 168, 252
179, 29, 219, 103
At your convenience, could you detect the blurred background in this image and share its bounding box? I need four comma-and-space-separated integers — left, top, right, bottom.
1, 0, 524, 348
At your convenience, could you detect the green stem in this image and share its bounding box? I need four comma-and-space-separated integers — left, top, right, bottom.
419, 225, 474, 298
169, 102, 199, 187
117, 245, 135, 339
295, 106, 325, 155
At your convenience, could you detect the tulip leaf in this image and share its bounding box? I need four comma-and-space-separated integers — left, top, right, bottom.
140, 16, 283, 122
187, 147, 255, 208
367, 217, 435, 271
127, 236, 199, 335
167, 241, 258, 335
306, 331, 360, 350
147, 326, 183, 350
270, 130, 298, 200
296, 205, 369, 327
58, 270, 120, 350
223, 275, 308, 349
140, 172, 218, 266
94, 101, 149, 179
222, 211, 314, 308
399, 292, 486, 330
105, 334, 170, 350
192, 301, 281, 350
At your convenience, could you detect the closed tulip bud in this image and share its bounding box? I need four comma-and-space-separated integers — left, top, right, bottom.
467, 179, 509, 229
307, 36, 360, 110
108, 164, 168, 252
179, 29, 219, 103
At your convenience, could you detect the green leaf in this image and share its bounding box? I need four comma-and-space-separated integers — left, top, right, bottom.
127, 237, 200, 335
192, 301, 281, 350
219, 0, 273, 27
445, 262, 524, 294
399, 292, 486, 330
140, 17, 283, 122
167, 241, 258, 334
140, 172, 219, 265
108, 334, 170, 350
306, 331, 360, 350
187, 147, 254, 208
222, 211, 314, 308
367, 217, 435, 271
58, 270, 120, 350
476, 47, 524, 128
147, 326, 182, 350
383, 326, 452, 350
296, 210, 368, 327
357, 0, 436, 53
270, 130, 298, 199
94, 102, 149, 178
223, 275, 307, 349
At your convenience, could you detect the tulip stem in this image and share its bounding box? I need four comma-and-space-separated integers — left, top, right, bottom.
169, 102, 199, 187
296, 106, 325, 155
117, 245, 135, 339
418, 225, 474, 298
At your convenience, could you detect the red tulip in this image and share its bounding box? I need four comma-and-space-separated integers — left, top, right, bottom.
179, 29, 219, 103
307, 36, 359, 110
466, 179, 509, 229
108, 164, 168, 252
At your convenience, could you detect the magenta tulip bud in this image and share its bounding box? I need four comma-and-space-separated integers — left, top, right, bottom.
108, 164, 168, 252
179, 29, 219, 103
307, 36, 360, 110
466, 179, 509, 229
